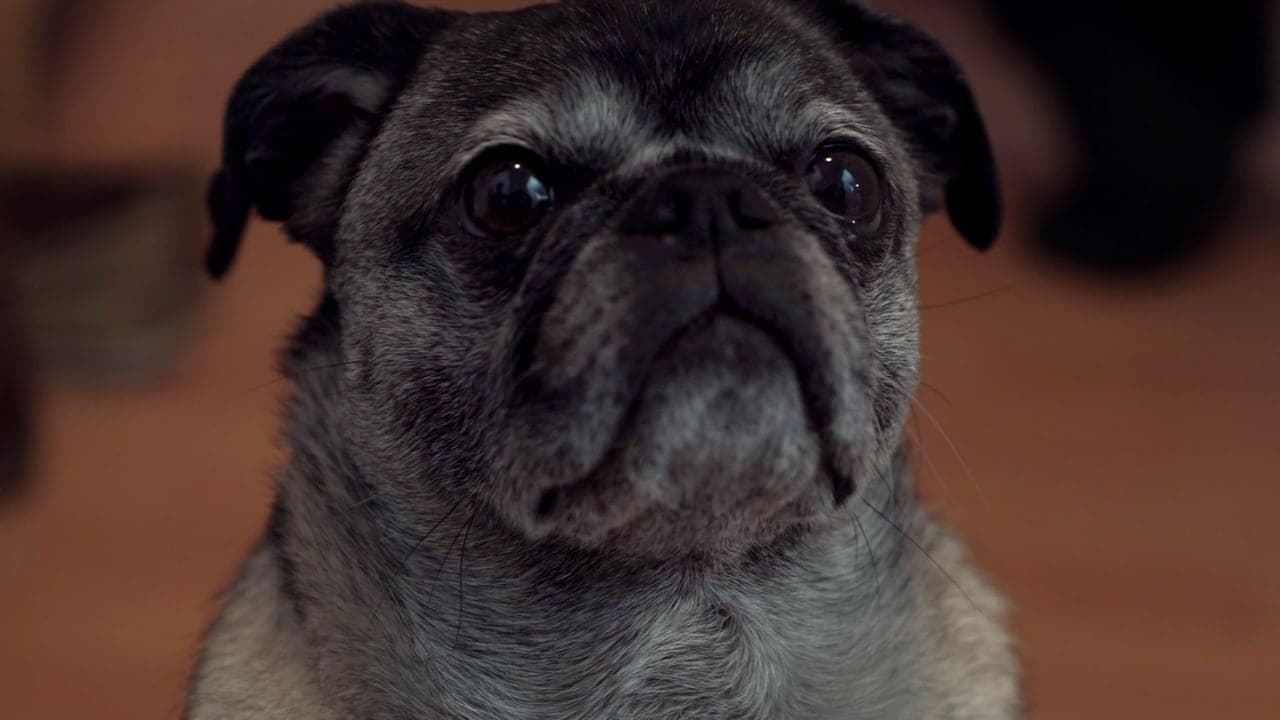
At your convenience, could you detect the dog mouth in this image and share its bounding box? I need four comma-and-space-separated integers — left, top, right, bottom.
637, 300, 846, 484
504, 218, 874, 548
526, 296, 865, 538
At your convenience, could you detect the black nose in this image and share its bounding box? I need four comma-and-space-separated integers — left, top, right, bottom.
620, 168, 781, 238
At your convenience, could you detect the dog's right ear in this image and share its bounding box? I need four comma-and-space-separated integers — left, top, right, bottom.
206, 2, 453, 279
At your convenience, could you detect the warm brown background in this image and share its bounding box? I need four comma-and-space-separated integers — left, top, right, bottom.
2, 1, 1278, 718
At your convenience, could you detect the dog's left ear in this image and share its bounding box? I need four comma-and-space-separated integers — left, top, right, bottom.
802, 1, 1001, 250
206, 2, 454, 279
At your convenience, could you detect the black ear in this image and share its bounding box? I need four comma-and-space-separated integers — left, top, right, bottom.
806, 1, 1001, 250
206, 1, 453, 279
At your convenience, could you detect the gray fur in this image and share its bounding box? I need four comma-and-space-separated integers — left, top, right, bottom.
189, 1, 1019, 718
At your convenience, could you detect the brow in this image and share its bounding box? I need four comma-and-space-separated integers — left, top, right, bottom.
453, 77, 658, 174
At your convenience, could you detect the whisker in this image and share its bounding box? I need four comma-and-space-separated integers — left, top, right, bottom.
426, 511, 472, 597
242, 376, 292, 395
918, 381, 956, 411
860, 496, 987, 620
241, 359, 367, 395
919, 285, 1013, 311
847, 506, 882, 606
909, 413, 951, 507
915, 235, 942, 258
911, 397, 989, 508
454, 508, 479, 648
395, 496, 465, 581
350, 490, 384, 509
875, 460, 898, 516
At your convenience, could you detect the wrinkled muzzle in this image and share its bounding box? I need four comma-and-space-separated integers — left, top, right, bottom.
497, 166, 876, 554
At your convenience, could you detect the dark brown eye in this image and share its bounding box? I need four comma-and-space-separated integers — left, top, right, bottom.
462, 147, 554, 236
803, 147, 882, 227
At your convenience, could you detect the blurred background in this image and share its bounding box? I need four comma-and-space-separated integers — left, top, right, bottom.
0, 0, 1276, 717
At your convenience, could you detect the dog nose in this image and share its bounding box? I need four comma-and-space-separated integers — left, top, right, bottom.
620, 168, 780, 238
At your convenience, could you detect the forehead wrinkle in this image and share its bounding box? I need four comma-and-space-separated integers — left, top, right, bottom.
726, 50, 909, 170
617, 138, 759, 174
804, 102, 896, 163
695, 55, 881, 161
451, 75, 656, 174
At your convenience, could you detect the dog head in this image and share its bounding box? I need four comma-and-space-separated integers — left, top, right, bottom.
209, 0, 999, 558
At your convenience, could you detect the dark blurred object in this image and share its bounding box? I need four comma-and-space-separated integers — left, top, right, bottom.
0, 167, 206, 388
0, 261, 30, 501
989, 0, 1270, 271
1, 0, 43, 500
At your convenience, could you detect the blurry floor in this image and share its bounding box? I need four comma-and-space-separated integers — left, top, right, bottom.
1, 2, 1277, 719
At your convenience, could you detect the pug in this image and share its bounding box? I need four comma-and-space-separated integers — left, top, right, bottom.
186, 1, 1018, 718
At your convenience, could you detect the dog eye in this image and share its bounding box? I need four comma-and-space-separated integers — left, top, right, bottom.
462, 147, 554, 236
803, 147, 882, 227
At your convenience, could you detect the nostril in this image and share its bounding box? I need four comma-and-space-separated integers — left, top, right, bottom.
730, 186, 780, 230
535, 487, 561, 519
831, 472, 854, 507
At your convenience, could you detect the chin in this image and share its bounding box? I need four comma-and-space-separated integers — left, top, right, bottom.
518, 312, 870, 557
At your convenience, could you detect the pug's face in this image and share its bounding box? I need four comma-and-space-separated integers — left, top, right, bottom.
209, 0, 999, 558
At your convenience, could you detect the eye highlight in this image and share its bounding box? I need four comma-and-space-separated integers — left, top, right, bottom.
462, 146, 555, 237
803, 145, 883, 228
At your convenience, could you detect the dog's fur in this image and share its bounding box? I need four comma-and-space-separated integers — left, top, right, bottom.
187, 1, 1019, 718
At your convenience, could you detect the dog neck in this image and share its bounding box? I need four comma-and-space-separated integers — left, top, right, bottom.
266, 298, 925, 719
